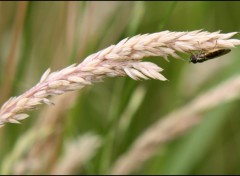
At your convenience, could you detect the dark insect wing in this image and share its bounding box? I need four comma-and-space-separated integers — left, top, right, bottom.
205, 49, 231, 59
189, 49, 231, 64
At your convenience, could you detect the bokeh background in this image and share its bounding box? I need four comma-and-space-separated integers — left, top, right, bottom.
0, 1, 240, 174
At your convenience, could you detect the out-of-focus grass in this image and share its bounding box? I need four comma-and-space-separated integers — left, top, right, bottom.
144, 102, 238, 174
0, 1, 240, 174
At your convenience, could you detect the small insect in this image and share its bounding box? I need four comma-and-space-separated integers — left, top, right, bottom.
189, 49, 231, 64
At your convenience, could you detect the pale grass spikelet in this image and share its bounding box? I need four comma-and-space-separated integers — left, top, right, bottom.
0, 30, 239, 126
42, 98, 55, 106
8, 119, 21, 124
39, 68, 51, 83
13, 114, 29, 121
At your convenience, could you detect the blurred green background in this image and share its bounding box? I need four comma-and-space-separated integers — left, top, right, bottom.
0, 1, 240, 174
